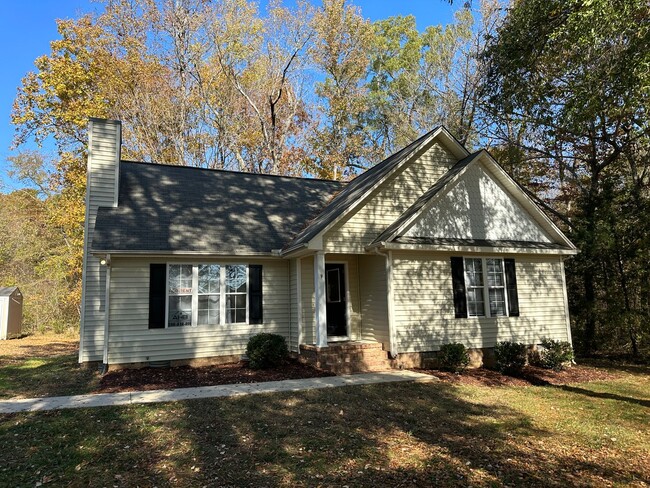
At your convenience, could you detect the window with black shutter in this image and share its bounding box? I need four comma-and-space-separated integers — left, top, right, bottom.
450, 257, 467, 318
451, 257, 520, 318
149, 263, 263, 328
249, 265, 263, 324
149, 263, 167, 329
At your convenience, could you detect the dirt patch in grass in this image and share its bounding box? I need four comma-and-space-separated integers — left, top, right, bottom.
417, 364, 622, 387
98, 360, 335, 393
0, 334, 78, 359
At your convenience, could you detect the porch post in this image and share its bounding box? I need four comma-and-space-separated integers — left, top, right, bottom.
314, 251, 328, 347
386, 251, 398, 358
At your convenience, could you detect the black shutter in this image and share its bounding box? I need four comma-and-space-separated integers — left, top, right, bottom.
149, 264, 166, 329
504, 258, 520, 317
450, 257, 467, 318
249, 265, 263, 324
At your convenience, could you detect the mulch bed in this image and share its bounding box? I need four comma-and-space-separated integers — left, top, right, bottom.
97, 360, 335, 393
415, 364, 622, 387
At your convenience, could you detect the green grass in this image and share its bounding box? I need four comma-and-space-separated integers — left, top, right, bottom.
0, 354, 99, 399
1, 367, 649, 487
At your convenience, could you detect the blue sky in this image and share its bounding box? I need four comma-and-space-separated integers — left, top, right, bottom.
0, 0, 457, 189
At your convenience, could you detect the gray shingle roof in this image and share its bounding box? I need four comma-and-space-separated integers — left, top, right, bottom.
92, 162, 345, 254
282, 127, 445, 252
371, 151, 483, 245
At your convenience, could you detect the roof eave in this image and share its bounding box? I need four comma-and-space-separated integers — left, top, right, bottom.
368, 241, 579, 256
90, 249, 283, 258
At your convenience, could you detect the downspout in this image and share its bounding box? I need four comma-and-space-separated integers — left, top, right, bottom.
296, 257, 303, 353
101, 254, 111, 374
373, 247, 398, 359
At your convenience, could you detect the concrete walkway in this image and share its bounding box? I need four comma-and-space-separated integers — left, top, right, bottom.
0, 370, 437, 414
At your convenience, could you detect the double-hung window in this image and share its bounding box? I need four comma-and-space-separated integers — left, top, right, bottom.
166, 264, 248, 327
198, 265, 221, 326
168, 264, 193, 327
464, 258, 486, 317
451, 256, 519, 318
486, 258, 507, 316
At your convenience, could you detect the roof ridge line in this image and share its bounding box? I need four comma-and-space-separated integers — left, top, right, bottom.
119, 160, 347, 185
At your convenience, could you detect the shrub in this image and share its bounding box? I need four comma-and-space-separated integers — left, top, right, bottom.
438, 343, 470, 372
536, 339, 574, 371
494, 341, 528, 375
246, 333, 288, 369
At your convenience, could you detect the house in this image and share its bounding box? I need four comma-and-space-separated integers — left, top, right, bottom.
79, 118, 577, 372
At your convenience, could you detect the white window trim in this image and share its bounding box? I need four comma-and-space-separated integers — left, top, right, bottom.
463, 257, 509, 318
164, 263, 250, 328
197, 264, 221, 327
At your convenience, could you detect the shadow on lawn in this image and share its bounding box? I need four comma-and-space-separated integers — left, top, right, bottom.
2, 381, 648, 487
179, 382, 648, 487
0, 340, 78, 359
557, 384, 650, 409
579, 358, 650, 376
0, 354, 99, 399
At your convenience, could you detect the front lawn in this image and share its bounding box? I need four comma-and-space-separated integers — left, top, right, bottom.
1, 365, 648, 487
0, 335, 100, 399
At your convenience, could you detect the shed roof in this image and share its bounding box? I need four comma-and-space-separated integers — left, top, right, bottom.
0, 286, 19, 297
92, 162, 345, 254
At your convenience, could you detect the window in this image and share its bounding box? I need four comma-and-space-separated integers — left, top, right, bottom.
198, 264, 220, 326
486, 258, 506, 316
225, 265, 247, 324
464, 258, 485, 317
166, 264, 248, 327
452, 257, 518, 318
168, 264, 193, 327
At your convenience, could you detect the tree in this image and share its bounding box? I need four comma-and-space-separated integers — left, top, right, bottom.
365, 3, 497, 154
308, 0, 378, 179
482, 0, 650, 355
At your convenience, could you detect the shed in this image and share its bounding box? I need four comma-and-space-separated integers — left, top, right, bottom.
0, 287, 23, 340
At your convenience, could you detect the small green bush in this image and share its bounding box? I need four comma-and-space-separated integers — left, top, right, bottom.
246, 333, 288, 369
438, 343, 470, 372
536, 339, 574, 371
494, 341, 528, 375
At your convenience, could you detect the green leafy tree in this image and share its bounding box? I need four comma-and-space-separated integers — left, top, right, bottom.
482, 0, 650, 355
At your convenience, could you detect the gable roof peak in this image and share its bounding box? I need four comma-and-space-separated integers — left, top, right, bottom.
282, 126, 470, 254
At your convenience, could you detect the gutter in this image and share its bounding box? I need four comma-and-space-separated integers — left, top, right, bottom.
367, 241, 578, 256
280, 243, 309, 257
100, 253, 111, 374
90, 250, 282, 258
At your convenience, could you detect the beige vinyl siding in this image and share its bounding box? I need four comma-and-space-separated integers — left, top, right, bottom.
405, 162, 552, 243
300, 256, 315, 345
106, 257, 291, 364
323, 142, 456, 253
391, 252, 570, 352
358, 255, 390, 348
80, 120, 120, 362
288, 259, 299, 352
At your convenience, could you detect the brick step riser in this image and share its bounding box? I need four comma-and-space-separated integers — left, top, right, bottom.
298, 343, 396, 374
316, 354, 389, 362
